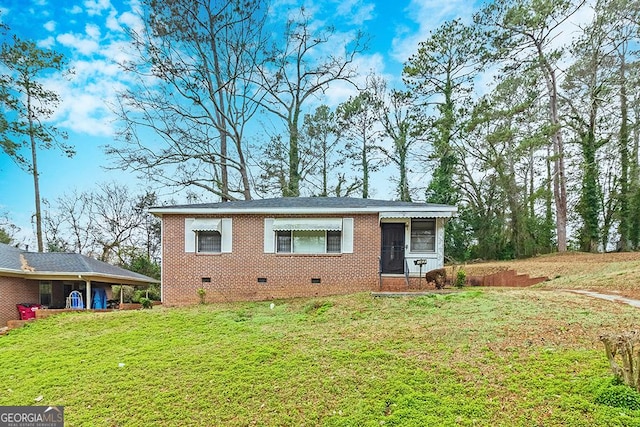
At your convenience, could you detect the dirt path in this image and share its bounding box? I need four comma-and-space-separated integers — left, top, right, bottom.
565, 289, 640, 309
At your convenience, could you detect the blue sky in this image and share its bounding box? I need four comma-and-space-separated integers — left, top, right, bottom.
0, 0, 479, 245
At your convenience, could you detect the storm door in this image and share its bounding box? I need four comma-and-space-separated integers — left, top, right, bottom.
380, 223, 405, 274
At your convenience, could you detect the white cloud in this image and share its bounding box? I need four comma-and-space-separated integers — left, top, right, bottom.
85, 23, 101, 40
56, 32, 100, 55
336, 0, 375, 26
391, 0, 473, 64
106, 9, 120, 31
37, 36, 55, 49
84, 0, 112, 16
43, 20, 56, 32
118, 11, 143, 33
68, 5, 83, 14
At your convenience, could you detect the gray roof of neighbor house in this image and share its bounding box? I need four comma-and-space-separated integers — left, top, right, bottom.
150, 197, 458, 217
0, 243, 158, 285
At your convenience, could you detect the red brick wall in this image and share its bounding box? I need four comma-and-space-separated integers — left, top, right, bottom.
161, 214, 381, 305
0, 276, 40, 326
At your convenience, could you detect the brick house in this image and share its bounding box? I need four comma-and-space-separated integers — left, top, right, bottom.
0, 243, 158, 327
150, 197, 457, 305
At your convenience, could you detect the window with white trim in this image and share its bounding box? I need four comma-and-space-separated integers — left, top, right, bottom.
410, 219, 436, 252
275, 229, 342, 254
197, 231, 222, 253
185, 218, 232, 253
265, 218, 353, 254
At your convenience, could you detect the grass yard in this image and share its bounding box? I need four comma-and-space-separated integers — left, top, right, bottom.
1, 288, 640, 426
463, 251, 640, 299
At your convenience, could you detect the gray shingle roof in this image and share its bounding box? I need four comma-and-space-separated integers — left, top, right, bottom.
0, 243, 157, 284
152, 196, 456, 212
0, 243, 23, 270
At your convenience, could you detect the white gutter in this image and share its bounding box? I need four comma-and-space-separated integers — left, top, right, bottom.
0, 269, 159, 285
150, 205, 458, 216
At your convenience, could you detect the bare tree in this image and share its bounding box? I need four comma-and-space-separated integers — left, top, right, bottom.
336, 88, 385, 199
108, 0, 268, 201
369, 76, 425, 202
44, 183, 160, 265
254, 8, 367, 197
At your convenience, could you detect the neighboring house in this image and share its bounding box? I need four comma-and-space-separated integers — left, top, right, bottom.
0, 243, 158, 326
150, 197, 457, 305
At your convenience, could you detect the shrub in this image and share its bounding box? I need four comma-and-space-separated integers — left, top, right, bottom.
139, 297, 153, 309
197, 288, 206, 305
455, 269, 467, 288
595, 384, 640, 410
600, 331, 640, 391
113, 285, 135, 303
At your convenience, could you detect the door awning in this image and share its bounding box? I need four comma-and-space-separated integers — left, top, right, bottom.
191, 218, 221, 232
379, 211, 453, 219
272, 218, 343, 231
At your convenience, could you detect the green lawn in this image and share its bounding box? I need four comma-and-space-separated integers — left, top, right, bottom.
1, 289, 640, 426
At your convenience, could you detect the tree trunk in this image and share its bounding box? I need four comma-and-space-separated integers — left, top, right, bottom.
27, 92, 43, 252
618, 54, 630, 250
398, 132, 411, 202
539, 48, 567, 252
630, 96, 640, 248
286, 115, 301, 197
362, 135, 369, 198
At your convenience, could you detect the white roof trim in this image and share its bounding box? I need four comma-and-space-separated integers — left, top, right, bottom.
379, 211, 454, 219
191, 218, 221, 232
272, 218, 343, 231
151, 206, 458, 216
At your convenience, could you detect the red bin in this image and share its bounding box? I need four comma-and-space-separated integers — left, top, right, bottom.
16, 303, 41, 320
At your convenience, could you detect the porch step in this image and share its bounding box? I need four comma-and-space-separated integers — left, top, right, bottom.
379, 275, 435, 292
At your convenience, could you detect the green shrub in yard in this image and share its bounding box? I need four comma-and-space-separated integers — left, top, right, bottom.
455, 269, 467, 288
595, 382, 640, 410
197, 288, 206, 304
139, 297, 152, 309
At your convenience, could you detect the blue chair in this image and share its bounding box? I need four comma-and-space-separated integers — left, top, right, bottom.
66, 290, 84, 309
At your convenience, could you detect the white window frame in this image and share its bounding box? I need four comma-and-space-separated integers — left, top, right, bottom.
275, 229, 342, 254
185, 218, 232, 253
264, 218, 354, 254
410, 218, 436, 253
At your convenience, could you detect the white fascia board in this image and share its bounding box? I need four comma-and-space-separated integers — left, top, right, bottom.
150, 205, 458, 216
5, 270, 159, 285
379, 210, 456, 219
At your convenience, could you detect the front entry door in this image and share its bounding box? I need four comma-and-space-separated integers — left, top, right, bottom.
381, 223, 405, 274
